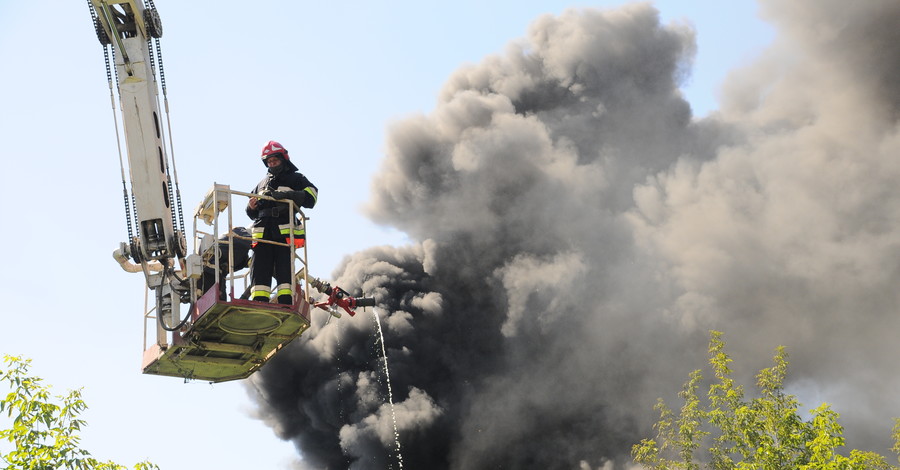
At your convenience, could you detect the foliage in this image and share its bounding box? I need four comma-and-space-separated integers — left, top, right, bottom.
0, 355, 158, 470
632, 331, 900, 470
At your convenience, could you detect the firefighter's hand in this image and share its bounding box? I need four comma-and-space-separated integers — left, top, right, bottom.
248, 197, 258, 209
270, 190, 290, 200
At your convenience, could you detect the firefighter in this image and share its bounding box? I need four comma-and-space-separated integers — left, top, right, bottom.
246, 141, 318, 304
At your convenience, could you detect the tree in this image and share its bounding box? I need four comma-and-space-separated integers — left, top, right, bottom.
632, 331, 900, 470
0, 355, 158, 470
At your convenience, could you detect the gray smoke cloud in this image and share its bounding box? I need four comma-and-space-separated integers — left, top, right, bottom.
248, 1, 900, 468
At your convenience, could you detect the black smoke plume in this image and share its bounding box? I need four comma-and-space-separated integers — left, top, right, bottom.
249, 2, 900, 468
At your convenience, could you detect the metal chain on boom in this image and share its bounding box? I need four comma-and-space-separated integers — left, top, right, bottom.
110, 44, 141, 242
157, 37, 187, 237
110, 47, 137, 245
143, 0, 186, 237
88, 0, 138, 246
113, 45, 141, 241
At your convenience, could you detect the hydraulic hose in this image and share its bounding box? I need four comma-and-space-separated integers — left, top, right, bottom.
156, 265, 194, 332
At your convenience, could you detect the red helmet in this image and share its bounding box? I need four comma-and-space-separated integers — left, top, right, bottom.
260, 140, 298, 171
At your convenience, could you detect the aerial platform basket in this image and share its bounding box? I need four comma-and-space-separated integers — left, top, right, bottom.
140, 183, 312, 382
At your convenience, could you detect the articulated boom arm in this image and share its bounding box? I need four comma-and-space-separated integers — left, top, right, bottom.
92, 0, 182, 262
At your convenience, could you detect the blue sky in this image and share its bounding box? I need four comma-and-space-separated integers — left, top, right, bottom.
0, 1, 772, 468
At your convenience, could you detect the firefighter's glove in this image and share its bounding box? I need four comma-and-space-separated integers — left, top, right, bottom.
270, 190, 291, 200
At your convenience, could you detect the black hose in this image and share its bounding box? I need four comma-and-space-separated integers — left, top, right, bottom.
170, 268, 186, 283
158, 304, 192, 332
157, 266, 194, 332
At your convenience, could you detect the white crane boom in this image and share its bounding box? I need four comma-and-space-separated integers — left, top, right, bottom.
91, 0, 182, 262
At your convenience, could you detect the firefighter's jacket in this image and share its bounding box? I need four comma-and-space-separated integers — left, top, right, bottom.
246, 170, 318, 247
